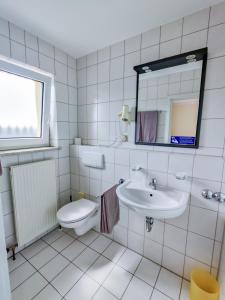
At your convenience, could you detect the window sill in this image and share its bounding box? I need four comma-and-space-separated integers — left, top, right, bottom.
0, 146, 60, 157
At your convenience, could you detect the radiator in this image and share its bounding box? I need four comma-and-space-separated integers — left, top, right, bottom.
10, 160, 58, 247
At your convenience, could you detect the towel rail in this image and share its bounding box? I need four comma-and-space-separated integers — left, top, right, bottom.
95, 178, 125, 199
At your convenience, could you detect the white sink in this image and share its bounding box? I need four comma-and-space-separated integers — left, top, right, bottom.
116, 180, 189, 219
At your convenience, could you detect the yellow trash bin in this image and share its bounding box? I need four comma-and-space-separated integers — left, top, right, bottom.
190, 269, 220, 300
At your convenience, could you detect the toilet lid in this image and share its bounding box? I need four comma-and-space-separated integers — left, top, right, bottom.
57, 199, 98, 223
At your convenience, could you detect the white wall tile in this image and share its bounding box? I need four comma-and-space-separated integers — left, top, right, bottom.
200, 119, 225, 148
110, 79, 123, 101
188, 206, 217, 239
182, 30, 207, 52
203, 88, 225, 119
210, 1, 225, 26
98, 47, 110, 62
0, 17, 9, 37
148, 152, 168, 172
38, 39, 54, 58
208, 23, 225, 58
26, 48, 39, 67
111, 41, 124, 58
183, 8, 210, 35
161, 19, 183, 42
10, 23, 24, 44
124, 76, 136, 99
55, 61, 67, 84
0, 35, 10, 56
125, 35, 141, 53
142, 27, 160, 48
160, 38, 181, 58
87, 51, 98, 66
25, 32, 38, 50
193, 156, 223, 181
55, 48, 67, 64
124, 52, 140, 77
11, 41, 26, 63
162, 247, 184, 276
98, 82, 109, 103
164, 224, 187, 253
205, 56, 225, 89
77, 69, 86, 87
77, 56, 86, 70
186, 232, 214, 265
98, 61, 110, 83
110, 56, 124, 80
87, 85, 98, 104
87, 65, 97, 85
168, 154, 193, 177
141, 45, 159, 63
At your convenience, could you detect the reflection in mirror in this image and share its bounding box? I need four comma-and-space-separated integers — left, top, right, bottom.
134, 49, 207, 148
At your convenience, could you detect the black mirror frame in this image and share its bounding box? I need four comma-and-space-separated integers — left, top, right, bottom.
133, 48, 208, 148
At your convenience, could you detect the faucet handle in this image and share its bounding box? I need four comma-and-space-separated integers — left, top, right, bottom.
201, 189, 213, 199
212, 192, 225, 203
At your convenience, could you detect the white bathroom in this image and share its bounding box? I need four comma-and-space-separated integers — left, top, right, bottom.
0, 0, 225, 299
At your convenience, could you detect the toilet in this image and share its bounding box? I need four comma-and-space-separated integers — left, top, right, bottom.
57, 198, 100, 236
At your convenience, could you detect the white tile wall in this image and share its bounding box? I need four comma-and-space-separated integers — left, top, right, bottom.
74, 1, 225, 281
0, 17, 77, 248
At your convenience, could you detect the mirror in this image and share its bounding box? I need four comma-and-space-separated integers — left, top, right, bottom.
134, 48, 207, 148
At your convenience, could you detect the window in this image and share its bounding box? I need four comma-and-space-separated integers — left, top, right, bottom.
0, 57, 52, 150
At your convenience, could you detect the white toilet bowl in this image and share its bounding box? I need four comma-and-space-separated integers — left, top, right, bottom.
57, 198, 100, 236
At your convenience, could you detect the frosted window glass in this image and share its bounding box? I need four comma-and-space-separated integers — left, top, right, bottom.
0, 70, 43, 139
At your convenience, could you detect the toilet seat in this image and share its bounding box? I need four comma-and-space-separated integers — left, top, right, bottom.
57, 199, 98, 224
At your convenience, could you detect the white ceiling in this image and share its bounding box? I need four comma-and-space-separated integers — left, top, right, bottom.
0, 0, 222, 58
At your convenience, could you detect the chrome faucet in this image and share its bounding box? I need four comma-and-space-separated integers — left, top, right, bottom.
149, 178, 157, 190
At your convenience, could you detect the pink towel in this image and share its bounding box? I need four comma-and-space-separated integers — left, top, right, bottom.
0, 160, 2, 176
100, 184, 120, 234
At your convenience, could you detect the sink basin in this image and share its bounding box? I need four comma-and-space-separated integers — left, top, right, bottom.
116, 180, 189, 219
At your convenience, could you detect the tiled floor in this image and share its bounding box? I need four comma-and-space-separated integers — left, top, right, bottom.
8, 228, 190, 300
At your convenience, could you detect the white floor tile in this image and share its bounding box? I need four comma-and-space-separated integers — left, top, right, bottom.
155, 268, 182, 300
29, 246, 58, 269
151, 289, 171, 300
51, 234, 74, 252
11, 272, 48, 300
61, 240, 86, 261
78, 229, 99, 245
39, 254, 69, 281
33, 284, 62, 300
8, 253, 26, 272
180, 279, 190, 300
21, 239, 47, 259
73, 247, 99, 271
135, 257, 160, 286
92, 287, 118, 300
103, 265, 132, 298
52, 263, 83, 296
87, 256, 114, 284
65, 274, 99, 300
117, 249, 142, 274
103, 241, 126, 263
42, 228, 64, 244
90, 235, 112, 253
122, 276, 153, 300
10, 261, 35, 290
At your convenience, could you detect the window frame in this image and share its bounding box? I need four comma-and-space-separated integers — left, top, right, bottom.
0, 57, 52, 150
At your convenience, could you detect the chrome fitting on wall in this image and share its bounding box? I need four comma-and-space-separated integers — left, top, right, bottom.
201, 189, 225, 203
